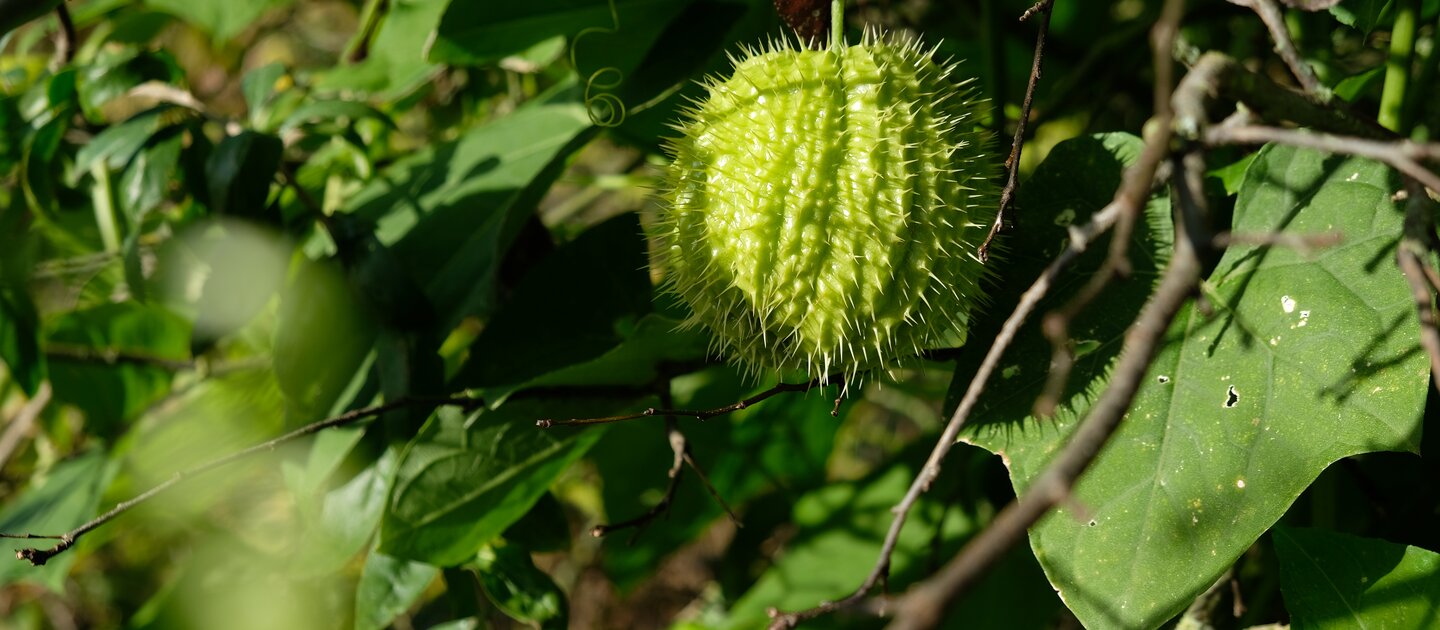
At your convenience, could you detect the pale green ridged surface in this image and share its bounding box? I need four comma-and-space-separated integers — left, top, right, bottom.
654, 36, 998, 380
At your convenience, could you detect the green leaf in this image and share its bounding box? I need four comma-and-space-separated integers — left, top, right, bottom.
46, 302, 192, 434
721, 441, 1061, 629
143, 0, 295, 40
355, 549, 440, 630
452, 213, 652, 392
429, 0, 690, 67
473, 543, 567, 630
240, 62, 286, 128
343, 98, 594, 331
0, 285, 45, 395
1209, 152, 1258, 198
519, 314, 710, 391
21, 115, 68, 216
291, 447, 402, 573
273, 258, 378, 416
205, 130, 282, 219
963, 143, 1426, 628
0, 452, 111, 591
314, 0, 449, 96
0, 0, 62, 38
1329, 0, 1394, 33
380, 398, 630, 565
1274, 526, 1440, 629
117, 129, 183, 222
277, 99, 392, 135
72, 106, 189, 183
75, 47, 184, 121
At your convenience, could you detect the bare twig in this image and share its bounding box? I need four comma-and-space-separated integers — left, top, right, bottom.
592, 417, 688, 540
0, 384, 53, 473
1230, 0, 1324, 96
1173, 52, 1390, 142
1212, 230, 1345, 256
1204, 125, 1440, 193
54, 3, 76, 65
886, 153, 1205, 630
1397, 180, 1440, 394
537, 377, 832, 428
1, 395, 484, 566
590, 386, 741, 539
979, 0, 1054, 261
44, 344, 194, 371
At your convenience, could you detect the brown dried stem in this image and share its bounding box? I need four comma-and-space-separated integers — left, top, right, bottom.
1203, 125, 1440, 192
1, 395, 484, 566
979, 0, 1054, 262
1230, 0, 1325, 96
1397, 180, 1440, 394
537, 377, 832, 428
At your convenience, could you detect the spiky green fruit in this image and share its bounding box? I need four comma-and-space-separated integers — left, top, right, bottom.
652, 33, 998, 381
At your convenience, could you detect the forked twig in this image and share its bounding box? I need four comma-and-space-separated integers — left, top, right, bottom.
1, 395, 484, 565
537, 377, 834, 428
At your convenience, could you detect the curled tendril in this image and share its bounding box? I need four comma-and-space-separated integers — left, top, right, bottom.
570, 0, 627, 127
582, 66, 627, 127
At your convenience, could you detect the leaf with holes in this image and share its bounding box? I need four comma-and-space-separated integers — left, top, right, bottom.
962, 144, 1426, 628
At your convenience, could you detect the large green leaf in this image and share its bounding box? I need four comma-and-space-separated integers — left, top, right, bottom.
1274, 526, 1440, 629
343, 97, 594, 331
429, 0, 689, 67
473, 543, 567, 629
451, 213, 652, 392
355, 549, 440, 630
963, 144, 1426, 628
0, 452, 112, 591
143, 0, 294, 40
721, 441, 1060, 629
314, 0, 450, 96
379, 398, 629, 565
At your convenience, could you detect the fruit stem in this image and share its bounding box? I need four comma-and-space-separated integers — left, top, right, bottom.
831, 0, 844, 49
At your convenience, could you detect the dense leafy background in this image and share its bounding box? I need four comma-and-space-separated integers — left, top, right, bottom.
0, 0, 1437, 628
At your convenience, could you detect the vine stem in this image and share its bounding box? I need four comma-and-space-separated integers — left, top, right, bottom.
831, 0, 843, 49
1380, 0, 1420, 132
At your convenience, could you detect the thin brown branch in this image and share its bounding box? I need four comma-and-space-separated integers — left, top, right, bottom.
682, 447, 741, 527
537, 377, 832, 428
1212, 230, 1345, 256
589, 378, 740, 539
2, 395, 483, 566
1231, 0, 1324, 96
886, 154, 1205, 630
1397, 180, 1440, 394
1204, 125, 1440, 193
0, 383, 53, 472
54, 3, 76, 65
1174, 52, 1390, 142
979, 0, 1054, 261
592, 417, 688, 540
44, 344, 195, 371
